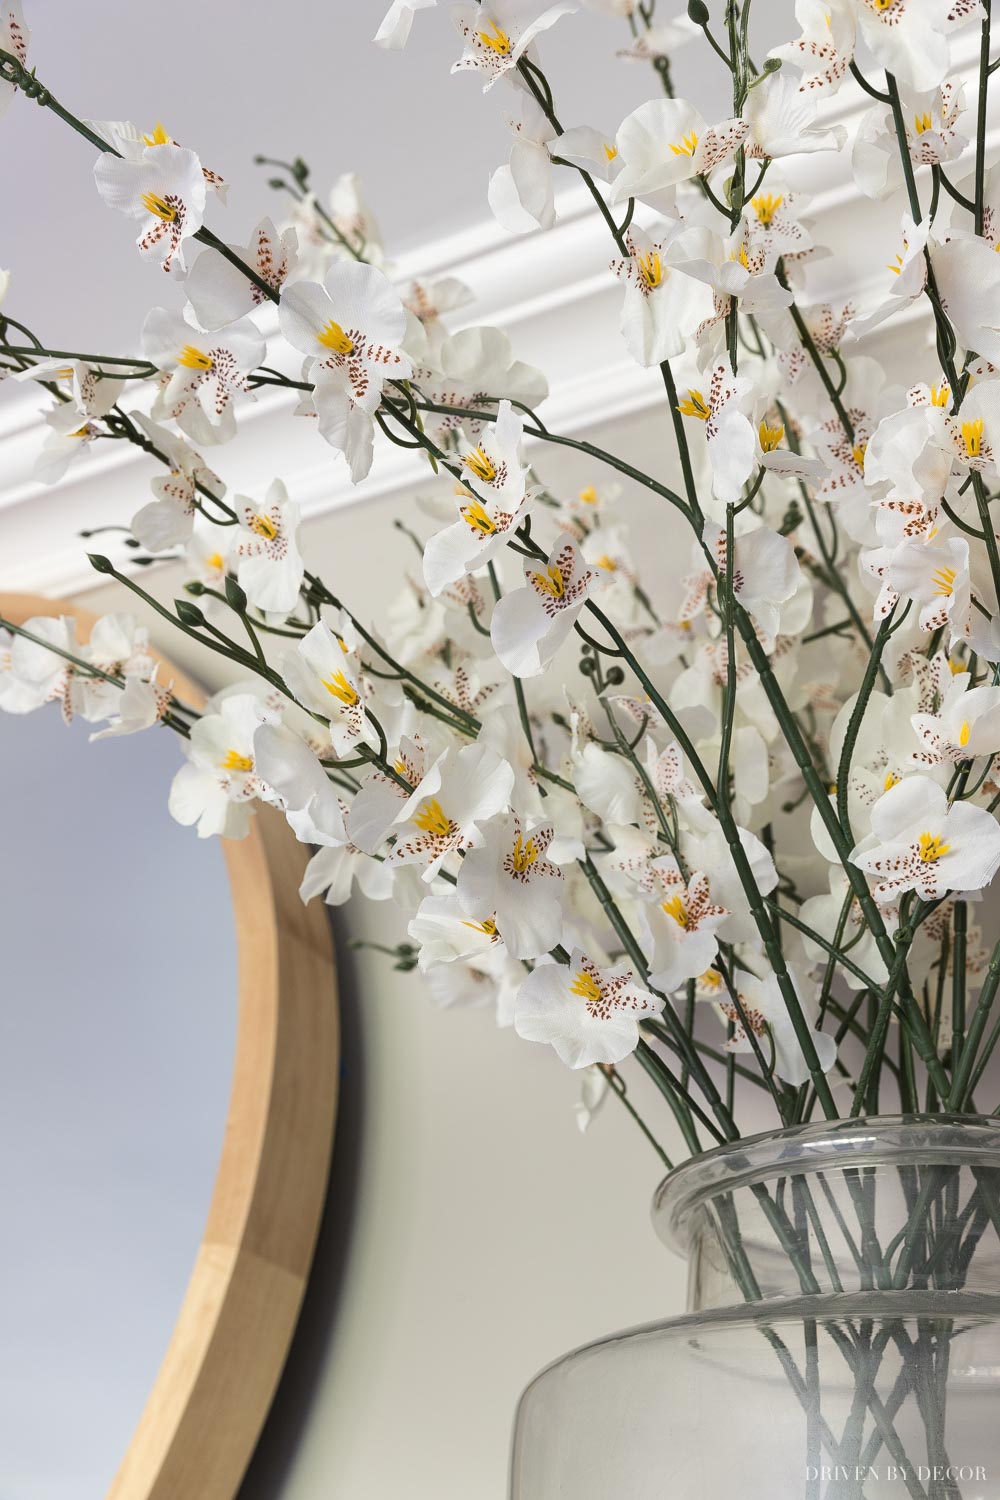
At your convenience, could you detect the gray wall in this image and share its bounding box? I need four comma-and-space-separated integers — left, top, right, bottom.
0, 706, 237, 1500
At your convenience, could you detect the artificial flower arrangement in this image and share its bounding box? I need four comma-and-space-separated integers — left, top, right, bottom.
7, 1, 1000, 1492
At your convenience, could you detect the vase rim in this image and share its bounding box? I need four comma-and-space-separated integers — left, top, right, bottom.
652, 1113, 1000, 1257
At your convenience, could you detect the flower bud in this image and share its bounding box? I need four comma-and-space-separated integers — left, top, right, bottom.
175, 599, 206, 627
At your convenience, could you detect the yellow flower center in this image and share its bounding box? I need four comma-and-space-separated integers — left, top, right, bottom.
206, 551, 224, 572
751, 193, 784, 225
595, 554, 618, 571
677, 389, 711, 421
962, 419, 983, 457
178, 343, 214, 371
913, 112, 933, 136
413, 798, 452, 837
604, 143, 618, 161
530, 565, 565, 598
248, 513, 278, 540
637, 249, 664, 289
699, 968, 723, 991
322, 669, 359, 707
670, 132, 699, 157
579, 485, 598, 505
947, 655, 965, 674
884, 770, 901, 791
222, 749, 253, 773
662, 894, 688, 928
874, 0, 897, 11
959, 720, 971, 747
932, 566, 957, 597
317, 319, 354, 355
888, 253, 904, 275
852, 442, 868, 470
393, 756, 408, 774
70, 425, 91, 439
463, 916, 499, 937
931, 383, 950, 407
569, 968, 602, 1004
477, 20, 511, 53
759, 420, 784, 452
510, 833, 539, 873
140, 191, 178, 222
918, 832, 950, 863
461, 498, 497, 535
465, 446, 497, 484
730, 243, 750, 269
142, 121, 171, 146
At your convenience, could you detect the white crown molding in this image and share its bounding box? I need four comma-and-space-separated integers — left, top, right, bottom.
0, 45, 995, 597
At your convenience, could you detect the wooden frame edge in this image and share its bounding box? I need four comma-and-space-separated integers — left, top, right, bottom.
1, 593, 339, 1500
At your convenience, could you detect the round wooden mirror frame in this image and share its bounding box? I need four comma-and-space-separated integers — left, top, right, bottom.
1, 592, 339, 1500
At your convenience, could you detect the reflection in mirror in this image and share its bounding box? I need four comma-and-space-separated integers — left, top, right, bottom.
0, 708, 238, 1500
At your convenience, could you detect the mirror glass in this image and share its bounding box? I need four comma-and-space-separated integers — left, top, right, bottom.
0, 706, 238, 1500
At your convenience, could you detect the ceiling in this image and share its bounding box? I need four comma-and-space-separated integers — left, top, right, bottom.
0, 1, 786, 359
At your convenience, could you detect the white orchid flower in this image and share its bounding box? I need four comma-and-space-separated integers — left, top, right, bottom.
911, 675, 1000, 767
743, 190, 813, 270
488, 92, 558, 234
514, 949, 661, 1067
610, 98, 748, 205
424, 947, 524, 1026
0, 0, 28, 120
640, 859, 728, 994
33, 403, 103, 485
430, 325, 548, 433
94, 142, 207, 275
3, 616, 78, 719
408, 893, 507, 970
714, 966, 837, 1088
142, 308, 264, 446
670, 224, 793, 353
702, 518, 802, 641
849, 215, 928, 340
347, 735, 439, 854
883, 535, 972, 643
851, 774, 1000, 903
799, 870, 890, 990
770, 0, 855, 97
281, 620, 377, 759
90, 671, 172, 743
743, 68, 846, 159
933, 238, 1000, 366
185, 217, 296, 329
386, 741, 516, 881
280, 260, 410, 414
75, 614, 154, 724
491, 535, 604, 678
675, 360, 756, 504
374, 0, 436, 49
853, 83, 966, 201
451, 0, 578, 92
852, 0, 979, 95
129, 414, 225, 551
168, 693, 275, 840
422, 401, 532, 595
610, 223, 709, 368
685, 823, 778, 945
457, 811, 565, 959
574, 1065, 611, 1133
233, 479, 304, 615
13, 357, 124, 417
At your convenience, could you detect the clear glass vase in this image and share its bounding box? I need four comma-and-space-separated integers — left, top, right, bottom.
510, 1117, 1000, 1499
